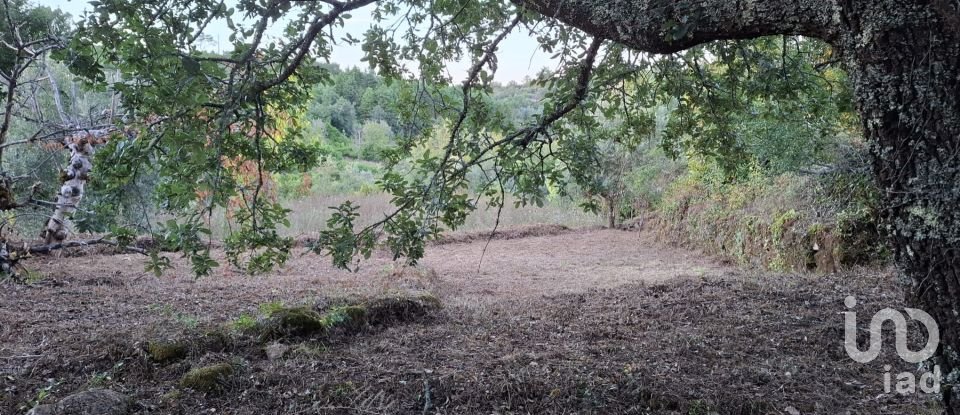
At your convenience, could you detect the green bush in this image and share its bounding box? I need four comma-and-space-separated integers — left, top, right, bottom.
274, 159, 382, 200
358, 120, 395, 161
322, 123, 357, 159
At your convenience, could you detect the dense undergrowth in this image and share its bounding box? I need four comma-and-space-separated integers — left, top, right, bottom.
645, 148, 888, 273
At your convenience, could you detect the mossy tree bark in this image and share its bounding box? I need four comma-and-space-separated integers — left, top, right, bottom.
510, 0, 960, 409
844, 4, 960, 409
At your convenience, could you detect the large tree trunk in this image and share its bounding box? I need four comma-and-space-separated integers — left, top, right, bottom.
511, 0, 960, 410
841, 3, 960, 411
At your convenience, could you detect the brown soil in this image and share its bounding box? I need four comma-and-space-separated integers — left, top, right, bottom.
0, 228, 936, 414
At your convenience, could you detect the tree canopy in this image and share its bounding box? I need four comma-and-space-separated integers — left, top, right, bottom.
28, 0, 851, 276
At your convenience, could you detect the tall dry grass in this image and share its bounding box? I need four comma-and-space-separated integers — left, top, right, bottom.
208, 192, 602, 239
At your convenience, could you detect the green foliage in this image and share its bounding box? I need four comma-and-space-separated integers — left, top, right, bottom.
25, 379, 58, 411
655, 37, 856, 177
257, 300, 286, 316
771, 209, 801, 242
0, 4, 115, 242
222, 201, 293, 275
274, 172, 311, 200
57, 0, 864, 276
154, 218, 216, 277
312, 201, 374, 269
0, 0, 69, 73
76, 134, 161, 233
230, 314, 257, 332
624, 146, 686, 210
322, 122, 357, 158
359, 120, 395, 161
816, 150, 888, 264
62, 0, 338, 275
274, 158, 382, 200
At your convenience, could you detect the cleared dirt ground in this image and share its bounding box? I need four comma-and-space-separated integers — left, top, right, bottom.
0, 227, 938, 414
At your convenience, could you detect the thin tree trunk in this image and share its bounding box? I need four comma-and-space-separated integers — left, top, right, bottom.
0, 62, 19, 164
607, 197, 616, 229
45, 60, 69, 125
42, 133, 99, 245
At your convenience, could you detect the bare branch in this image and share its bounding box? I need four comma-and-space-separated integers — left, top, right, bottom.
252, 0, 378, 93
28, 238, 147, 255
0, 124, 114, 150
44, 58, 69, 125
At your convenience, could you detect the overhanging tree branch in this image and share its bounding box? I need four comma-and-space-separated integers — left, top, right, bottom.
511, 0, 841, 53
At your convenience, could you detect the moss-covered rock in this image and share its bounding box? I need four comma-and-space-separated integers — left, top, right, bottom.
257, 306, 327, 340
255, 293, 441, 340
179, 363, 234, 391
159, 389, 181, 405
146, 341, 188, 363
364, 293, 441, 326
322, 305, 367, 331
320, 293, 441, 333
